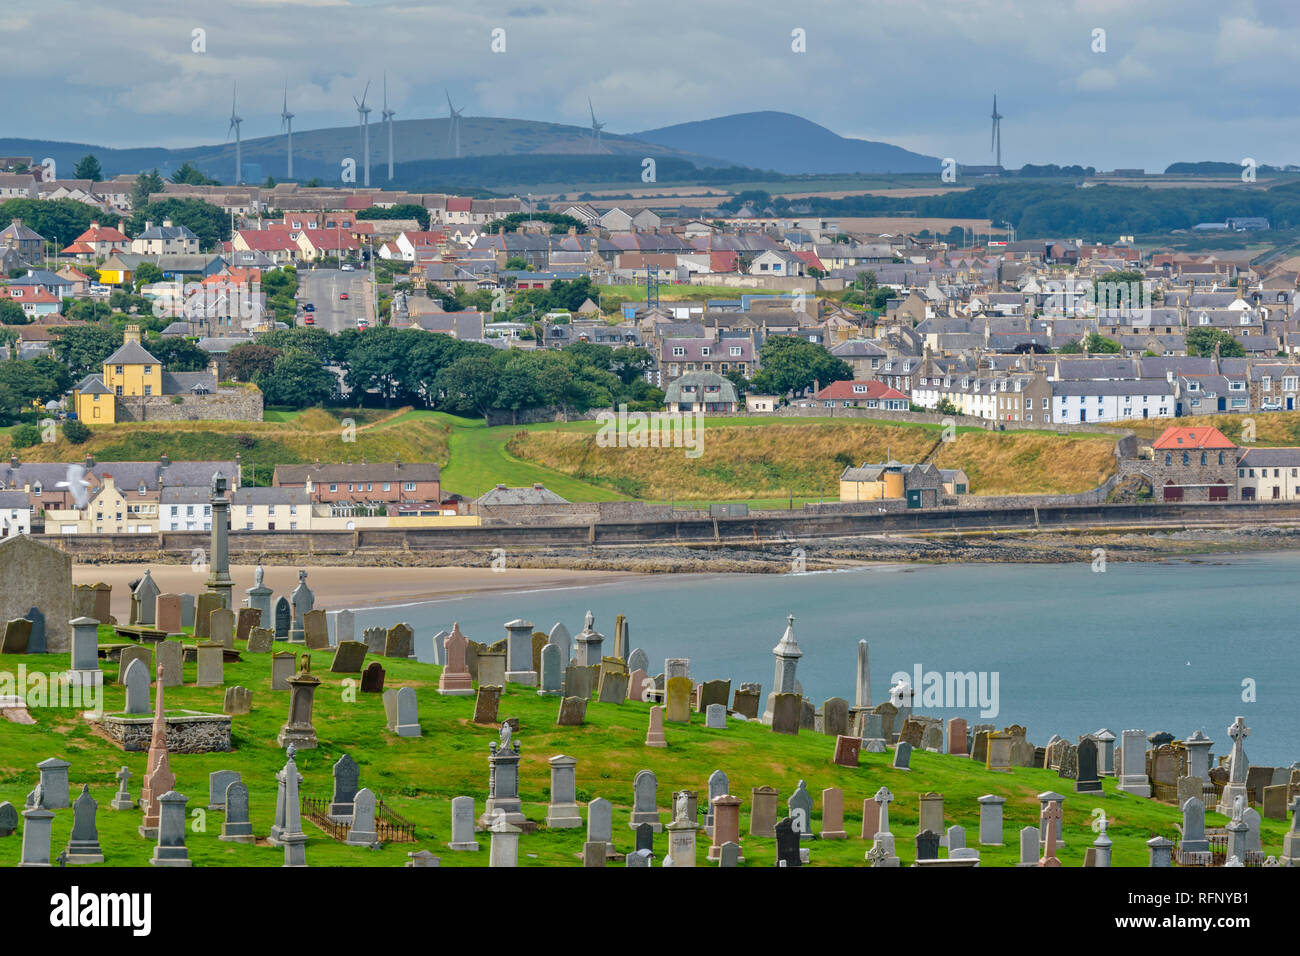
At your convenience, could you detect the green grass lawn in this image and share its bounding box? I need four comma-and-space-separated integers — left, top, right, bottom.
1, 634, 1278, 867
262, 408, 306, 423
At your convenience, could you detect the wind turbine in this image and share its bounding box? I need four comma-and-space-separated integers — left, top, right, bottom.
587, 98, 606, 154
280, 83, 295, 180
382, 73, 396, 181
354, 80, 372, 187
227, 83, 244, 184
990, 94, 1003, 169
445, 90, 464, 159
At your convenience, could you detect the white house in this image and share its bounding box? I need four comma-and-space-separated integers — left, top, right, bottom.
0, 491, 32, 537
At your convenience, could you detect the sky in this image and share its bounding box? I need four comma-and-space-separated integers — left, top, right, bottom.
4, 0, 1300, 171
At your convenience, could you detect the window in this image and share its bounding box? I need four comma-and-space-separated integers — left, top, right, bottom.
1182, 452, 1190, 465
382, 483, 391, 492
267, 505, 276, 515
729, 347, 742, 356
143, 385, 152, 396
1262, 376, 1272, 390
115, 365, 124, 374
1201, 452, 1207, 466
329, 483, 338, 492
404, 482, 416, 492
1285, 377, 1298, 392
115, 386, 122, 396
144, 366, 152, 375
672, 347, 685, 357
1219, 452, 1225, 466
700, 347, 710, 357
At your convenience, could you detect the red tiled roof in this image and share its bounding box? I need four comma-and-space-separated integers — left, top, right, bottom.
814, 380, 909, 401
793, 250, 826, 272
1152, 426, 1236, 450
447, 197, 472, 212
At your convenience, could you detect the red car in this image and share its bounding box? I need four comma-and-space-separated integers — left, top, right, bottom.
339, 292, 350, 300
303, 314, 314, 325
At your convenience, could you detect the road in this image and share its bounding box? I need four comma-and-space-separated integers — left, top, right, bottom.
297, 267, 373, 333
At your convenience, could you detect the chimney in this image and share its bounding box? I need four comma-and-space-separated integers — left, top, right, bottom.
534, 482, 544, 490
8, 452, 17, 468
394, 456, 401, 468
159, 452, 169, 467
124, 324, 142, 345
144, 220, 153, 232
84, 453, 95, 468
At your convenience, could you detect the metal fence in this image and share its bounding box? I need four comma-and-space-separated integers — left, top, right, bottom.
301, 794, 417, 845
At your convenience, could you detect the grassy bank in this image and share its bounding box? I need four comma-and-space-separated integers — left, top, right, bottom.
2, 632, 1274, 867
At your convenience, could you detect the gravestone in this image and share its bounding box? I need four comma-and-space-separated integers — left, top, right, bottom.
385, 623, 414, 659
586, 796, 613, 853
537, 643, 562, 697
331, 609, 355, 647
770, 692, 801, 735
732, 685, 761, 720
705, 769, 729, 835
195, 642, 224, 687
361, 626, 386, 655
629, 770, 663, 832
110, 768, 133, 811
862, 712, 887, 752
546, 755, 583, 829
893, 741, 913, 771
627, 647, 649, 673
1018, 826, 1040, 867
705, 703, 727, 729
635, 823, 655, 855
573, 611, 604, 666
978, 794, 1005, 845
556, 695, 587, 727
447, 796, 480, 851
330, 754, 359, 818
64, 784, 104, 865
915, 829, 940, 862
116, 644, 150, 685
67, 617, 101, 684
698, 679, 731, 713
194, 593, 222, 641
394, 686, 420, 737
271, 651, 296, 690
122, 658, 150, 715
155, 595, 181, 634
0, 801, 16, 836
971, 730, 990, 764
503, 618, 537, 685
18, 799, 55, 866
563, 664, 599, 701
531, 631, 548, 675
438, 623, 473, 695
330, 641, 367, 674
133, 570, 160, 626
921, 724, 943, 753
821, 787, 847, 840
898, 719, 924, 749
346, 788, 379, 847
246, 627, 274, 654
788, 780, 814, 840
774, 817, 802, 867
179, 593, 195, 629
289, 571, 314, 643
665, 676, 692, 723
1076, 737, 1102, 793
18, 607, 43, 654
750, 786, 778, 838
474, 685, 503, 724
1117, 728, 1152, 797
833, 735, 861, 767
1179, 796, 1210, 857
383, 689, 399, 731
477, 650, 506, 689
273, 597, 291, 640
236, 607, 260, 643
149, 790, 192, 867
303, 610, 329, 651
207, 770, 241, 810
548, 622, 572, 664
223, 686, 252, 715
1262, 785, 1288, 821
596, 656, 629, 703
822, 697, 849, 738
718, 842, 740, 868
948, 718, 968, 756
644, 705, 667, 746
220, 781, 254, 843
0, 617, 32, 654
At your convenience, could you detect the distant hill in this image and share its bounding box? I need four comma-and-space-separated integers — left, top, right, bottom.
629, 111, 940, 175
0, 118, 715, 190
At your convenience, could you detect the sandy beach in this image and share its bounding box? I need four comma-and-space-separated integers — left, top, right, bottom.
72, 563, 634, 622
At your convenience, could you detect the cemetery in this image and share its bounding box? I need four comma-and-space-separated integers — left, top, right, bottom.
0, 524, 1295, 869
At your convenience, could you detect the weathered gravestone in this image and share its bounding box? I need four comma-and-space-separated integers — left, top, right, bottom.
360, 661, 385, 693
246, 627, 274, 654
64, 784, 104, 865
556, 695, 587, 726
155, 595, 181, 634
770, 692, 801, 736
822, 697, 850, 737
303, 610, 329, 651
194, 593, 222, 641
236, 607, 260, 643
117, 644, 151, 686
330, 641, 367, 674
208, 770, 241, 811
732, 683, 761, 720
195, 642, 224, 687
122, 658, 150, 714
220, 781, 254, 843
0, 617, 32, 654
474, 685, 503, 724
271, 651, 296, 690
385, 622, 414, 659
223, 686, 252, 715
273, 597, 291, 640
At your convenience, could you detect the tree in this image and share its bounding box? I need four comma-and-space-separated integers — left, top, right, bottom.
304, 177, 323, 188
0, 198, 117, 246
1185, 327, 1246, 358
130, 169, 165, 210
0, 357, 66, 419
146, 337, 210, 372
748, 336, 853, 397
1081, 332, 1122, 354
170, 162, 220, 186
133, 262, 164, 290
436, 353, 503, 422
263, 176, 277, 188
724, 369, 750, 397
74, 154, 103, 182
129, 197, 229, 248
227, 343, 283, 382
937, 398, 959, 415
504, 256, 529, 271
855, 271, 878, 291
0, 299, 29, 325
609, 346, 654, 385
356, 204, 431, 230
9, 424, 40, 448
255, 351, 335, 407
63, 419, 92, 444
51, 325, 122, 378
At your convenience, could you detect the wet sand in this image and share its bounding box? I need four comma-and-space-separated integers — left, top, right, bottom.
72, 564, 634, 622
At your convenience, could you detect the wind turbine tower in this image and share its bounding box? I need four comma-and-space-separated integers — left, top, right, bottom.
280, 84, 295, 179
382, 73, 396, 180
354, 80, 372, 187
228, 83, 244, 184
588, 98, 606, 154
445, 90, 464, 159
991, 95, 1003, 169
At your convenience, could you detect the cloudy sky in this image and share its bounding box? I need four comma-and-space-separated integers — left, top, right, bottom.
5, 0, 1299, 170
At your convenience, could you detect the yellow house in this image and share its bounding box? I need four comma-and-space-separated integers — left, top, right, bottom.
44, 475, 157, 534
73, 325, 162, 424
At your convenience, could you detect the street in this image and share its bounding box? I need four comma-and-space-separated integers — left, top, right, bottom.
297, 267, 374, 332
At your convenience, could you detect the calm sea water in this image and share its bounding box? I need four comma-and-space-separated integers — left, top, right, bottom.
354, 553, 1300, 766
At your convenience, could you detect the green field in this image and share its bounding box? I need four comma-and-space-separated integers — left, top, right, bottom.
1, 631, 1273, 867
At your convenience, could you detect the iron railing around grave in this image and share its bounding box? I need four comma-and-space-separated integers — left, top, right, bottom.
301, 794, 417, 845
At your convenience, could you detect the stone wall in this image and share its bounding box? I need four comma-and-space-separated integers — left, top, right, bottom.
116, 386, 263, 423
0, 534, 72, 652
96, 711, 233, 753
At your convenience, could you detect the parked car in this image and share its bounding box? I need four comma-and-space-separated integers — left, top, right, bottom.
341, 263, 355, 271
339, 292, 350, 300
302, 302, 315, 312
303, 314, 315, 325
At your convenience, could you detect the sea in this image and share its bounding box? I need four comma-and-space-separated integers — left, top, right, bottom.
353, 552, 1300, 766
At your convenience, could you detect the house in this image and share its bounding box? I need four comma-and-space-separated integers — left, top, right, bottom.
130, 220, 200, 255
746, 394, 779, 412
229, 487, 314, 531
1236, 447, 1300, 501
599, 207, 661, 232
273, 460, 442, 511
659, 337, 755, 384
0, 491, 32, 536
749, 249, 808, 277
663, 370, 738, 414
804, 380, 909, 410
1148, 426, 1237, 502
1, 284, 61, 319
839, 460, 946, 508
0, 218, 43, 262
62, 222, 130, 260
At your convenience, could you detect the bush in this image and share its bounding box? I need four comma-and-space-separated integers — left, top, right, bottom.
62, 419, 91, 444
10, 423, 42, 448
235, 433, 256, 449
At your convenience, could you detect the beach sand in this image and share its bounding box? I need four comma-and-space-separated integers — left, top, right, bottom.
72, 563, 633, 622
